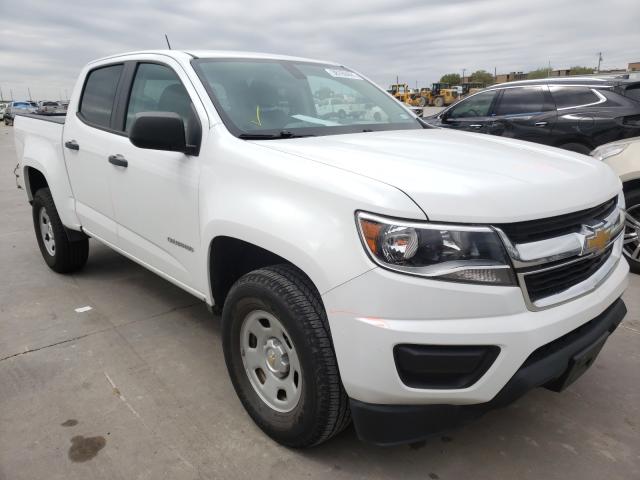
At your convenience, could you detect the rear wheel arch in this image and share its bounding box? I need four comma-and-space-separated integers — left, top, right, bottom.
24, 166, 49, 202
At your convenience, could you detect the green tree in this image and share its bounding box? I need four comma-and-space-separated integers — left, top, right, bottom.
569, 66, 595, 75
469, 70, 494, 85
440, 73, 461, 85
527, 67, 552, 79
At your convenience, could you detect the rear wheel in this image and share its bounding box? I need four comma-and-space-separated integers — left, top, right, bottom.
434, 96, 445, 107
623, 189, 640, 274
222, 264, 350, 447
32, 188, 89, 273
558, 142, 591, 155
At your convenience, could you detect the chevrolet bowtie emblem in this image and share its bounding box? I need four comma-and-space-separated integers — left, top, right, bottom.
584, 226, 611, 254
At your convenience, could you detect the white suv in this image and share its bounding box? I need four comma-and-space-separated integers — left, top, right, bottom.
592, 137, 640, 272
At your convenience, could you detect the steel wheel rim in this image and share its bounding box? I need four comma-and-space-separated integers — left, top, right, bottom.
240, 310, 302, 413
623, 204, 640, 263
39, 207, 56, 256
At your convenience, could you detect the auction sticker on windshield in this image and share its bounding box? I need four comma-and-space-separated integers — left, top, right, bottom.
325, 68, 362, 80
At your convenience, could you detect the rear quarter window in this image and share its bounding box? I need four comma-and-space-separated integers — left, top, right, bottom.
79, 64, 124, 128
550, 86, 601, 109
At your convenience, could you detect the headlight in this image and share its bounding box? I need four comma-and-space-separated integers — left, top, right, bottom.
356, 212, 516, 285
590, 143, 628, 161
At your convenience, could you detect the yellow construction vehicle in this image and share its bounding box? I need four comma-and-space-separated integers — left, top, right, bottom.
388, 82, 459, 108
387, 83, 421, 106
422, 83, 459, 107
461, 82, 486, 98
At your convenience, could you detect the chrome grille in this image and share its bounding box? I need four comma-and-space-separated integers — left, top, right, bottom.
494, 195, 624, 310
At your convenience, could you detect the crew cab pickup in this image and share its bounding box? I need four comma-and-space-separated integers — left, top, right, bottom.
14, 50, 629, 447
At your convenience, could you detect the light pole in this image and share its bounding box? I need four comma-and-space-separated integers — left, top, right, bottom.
597, 52, 603, 73
462, 68, 466, 82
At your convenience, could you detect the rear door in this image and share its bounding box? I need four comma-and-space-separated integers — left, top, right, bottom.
63, 63, 125, 244
439, 89, 499, 133
487, 86, 556, 144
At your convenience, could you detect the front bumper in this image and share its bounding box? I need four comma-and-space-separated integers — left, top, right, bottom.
348, 298, 626, 445
322, 257, 628, 405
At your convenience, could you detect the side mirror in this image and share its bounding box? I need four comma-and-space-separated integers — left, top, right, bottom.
129, 112, 189, 153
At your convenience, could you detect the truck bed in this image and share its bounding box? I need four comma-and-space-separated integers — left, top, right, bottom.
16, 112, 66, 124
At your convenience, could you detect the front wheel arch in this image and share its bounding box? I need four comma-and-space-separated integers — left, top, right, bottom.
208, 236, 322, 312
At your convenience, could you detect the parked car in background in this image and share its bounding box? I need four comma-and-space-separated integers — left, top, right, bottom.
37, 101, 63, 115
4, 101, 38, 125
424, 77, 640, 153
592, 137, 640, 272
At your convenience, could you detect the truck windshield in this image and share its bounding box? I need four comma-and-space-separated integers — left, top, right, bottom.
192, 58, 422, 138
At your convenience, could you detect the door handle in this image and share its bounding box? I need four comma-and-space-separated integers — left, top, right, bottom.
469, 124, 483, 129
534, 121, 548, 127
108, 154, 128, 168
64, 140, 80, 150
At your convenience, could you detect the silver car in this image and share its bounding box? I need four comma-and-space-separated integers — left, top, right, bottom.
37, 100, 63, 115
4, 101, 38, 125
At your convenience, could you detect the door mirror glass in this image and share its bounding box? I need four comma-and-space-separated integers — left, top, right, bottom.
129, 112, 189, 153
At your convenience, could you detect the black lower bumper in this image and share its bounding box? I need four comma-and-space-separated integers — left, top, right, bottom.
350, 298, 627, 446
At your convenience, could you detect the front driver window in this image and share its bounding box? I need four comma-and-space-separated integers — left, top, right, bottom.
126, 63, 196, 139
447, 90, 497, 119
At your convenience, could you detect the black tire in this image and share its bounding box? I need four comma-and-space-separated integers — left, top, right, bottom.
434, 96, 445, 107
32, 188, 89, 273
558, 142, 591, 155
623, 188, 640, 274
222, 264, 350, 447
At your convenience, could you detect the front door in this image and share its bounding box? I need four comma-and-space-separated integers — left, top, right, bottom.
439, 89, 499, 134
107, 59, 205, 291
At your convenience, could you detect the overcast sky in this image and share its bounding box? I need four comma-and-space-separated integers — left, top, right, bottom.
1, 0, 639, 100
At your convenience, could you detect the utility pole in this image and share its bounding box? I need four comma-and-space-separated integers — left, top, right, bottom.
462, 68, 466, 82
65, 89, 69, 101
28, 88, 33, 101
494, 66, 497, 81
547, 60, 552, 78
10, 89, 14, 101
597, 52, 603, 72
0, 87, 3, 102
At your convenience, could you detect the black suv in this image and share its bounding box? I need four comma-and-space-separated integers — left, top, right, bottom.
424, 76, 640, 153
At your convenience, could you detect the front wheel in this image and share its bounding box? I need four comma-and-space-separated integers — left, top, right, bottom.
32, 188, 89, 273
222, 264, 350, 447
623, 188, 640, 274
434, 96, 445, 107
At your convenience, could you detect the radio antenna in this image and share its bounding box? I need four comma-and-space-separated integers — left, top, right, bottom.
164, 34, 172, 50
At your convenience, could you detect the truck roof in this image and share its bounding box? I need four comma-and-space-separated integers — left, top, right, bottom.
89, 49, 340, 66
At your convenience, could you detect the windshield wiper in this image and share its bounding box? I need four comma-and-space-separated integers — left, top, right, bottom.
238, 130, 316, 140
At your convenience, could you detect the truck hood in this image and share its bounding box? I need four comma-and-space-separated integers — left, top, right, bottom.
256, 129, 621, 223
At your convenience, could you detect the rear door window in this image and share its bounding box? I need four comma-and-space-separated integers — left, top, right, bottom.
550, 86, 601, 109
79, 64, 124, 128
495, 87, 549, 115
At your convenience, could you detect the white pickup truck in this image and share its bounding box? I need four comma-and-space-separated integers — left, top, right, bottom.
14, 50, 629, 447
